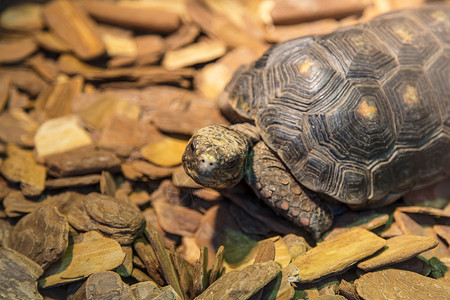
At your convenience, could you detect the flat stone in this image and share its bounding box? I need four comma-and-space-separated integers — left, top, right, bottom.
0, 3, 43, 31
9, 205, 69, 270
70, 271, 134, 300
1, 144, 46, 196
0, 248, 43, 300
40, 231, 125, 288
43, 0, 104, 60
291, 228, 386, 283
34, 115, 93, 160
141, 137, 188, 167
196, 261, 281, 300
357, 235, 439, 271
355, 269, 450, 299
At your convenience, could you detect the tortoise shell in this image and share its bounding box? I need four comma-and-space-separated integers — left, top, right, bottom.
222, 5, 450, 206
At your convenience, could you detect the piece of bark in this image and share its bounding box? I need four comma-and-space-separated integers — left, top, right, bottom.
131, 269, 153, 283
195, 46, 259, 99
34, 115, 93, 160
130, 281, 160, 299
357, 235, 438, 271
209, 245, 224, 285
0, 3, 43, 31
0, 37, 38, 64
0, 248, 44, 300
193, 246, 209, 298
172, 166, 202, 188
100, 171, 116, 197
45, 174, 101, 189
324, 213, 389, 241
43, 0, 105, 60
146, 225, 184, 299
0, 67, 47, 97
70, 271, 135, 300
9, 205, 69, 270
65, 193, 145, 245
141, 137, 188, 167
142, 208, 181, 249
79, 0, 180, 33
186, 0, 267, 55
58, 54, 195, 85
41, 231, 125, 288
8, 86, 32, 110
79, 93, 141, 130
269, 0, 372, 25
99, 116, 164, 157
34, 31, 70, 53
282, 234, 311, 260
165, 23, 200, 51
163, 39, 226, 70
153, 98, 228, 136
394, 210, 428, 236
116, 245, 133, 277
397, 206, 450, 218
135, 34, 166, 65
45, 149, 121, 177
355, 269, 450, 299
196, 261, 281, 300
291, 228, 386, 283
0, 75, 10, 111
101, 31, 137, 58
434, 225, 450, 245
1, 144, 46, 196
0, 109, 37, 147
129, 190, 151, 207
153, 200, 203, 238
26, 53, 60, 82
133, 237, 165, 286
339, 279, 360, 300
170, 249, 194, 300
35, 75, 83, 119
123, 160, 176, 181
265, 19, 340, 43
3, 190, 40, 217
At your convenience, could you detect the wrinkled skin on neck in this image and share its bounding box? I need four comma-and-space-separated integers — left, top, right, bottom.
182, 125, 250, 188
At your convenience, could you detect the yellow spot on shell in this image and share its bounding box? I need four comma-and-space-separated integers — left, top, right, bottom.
403, 85, 419, 106
394, 26, 413, 43
298, 58, 315, 74
357, 100, 377, 121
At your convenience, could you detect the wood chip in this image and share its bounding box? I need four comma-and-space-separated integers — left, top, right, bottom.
0, 37, 37, 64
434, 225, 450, 245
1, 144, 46, 196
35, 75, 83, 119
269, 0, 372, 24
339, 279, 360, 300
0, 75, 9, 112
9, 205, 69, 269
154, 200, 203, 238
291, 228, 386, 283
34, 31, 70, 53
141, 137, 188, 167
40, 231, 125, 288
0, 3, 43, 31
265, 19, 339, 43
133, 237, 165, 286
34, 115, 93, 160
397, 206, 450, 218
355, 269, 450, 299
0, 248, 43, 300
43, 0, 105, 60
163, 39, 226, 70
70, 271, 134, 299
45, 149, 121, 177
45, 174, 101, 189
0, 67, 47, 97
4, 190, 40, 217
146, 225, 184, 299
0, 109, 38, 147
79, 0, 180, 33
196, 261, 281, 300
357, 235, 439, 271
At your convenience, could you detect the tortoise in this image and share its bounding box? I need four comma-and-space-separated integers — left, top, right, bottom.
182, 4, 450, 239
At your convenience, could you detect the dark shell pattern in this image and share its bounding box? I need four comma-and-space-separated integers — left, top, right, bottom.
224, 5, 450, 206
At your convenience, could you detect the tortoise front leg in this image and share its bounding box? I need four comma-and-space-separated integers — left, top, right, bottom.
245, 141, 333, 239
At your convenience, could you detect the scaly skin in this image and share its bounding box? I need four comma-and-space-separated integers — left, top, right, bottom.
183, 125, 333, 238
245, 142, 333, 239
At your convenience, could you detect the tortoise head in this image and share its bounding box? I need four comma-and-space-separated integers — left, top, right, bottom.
182, 125, 250, 189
